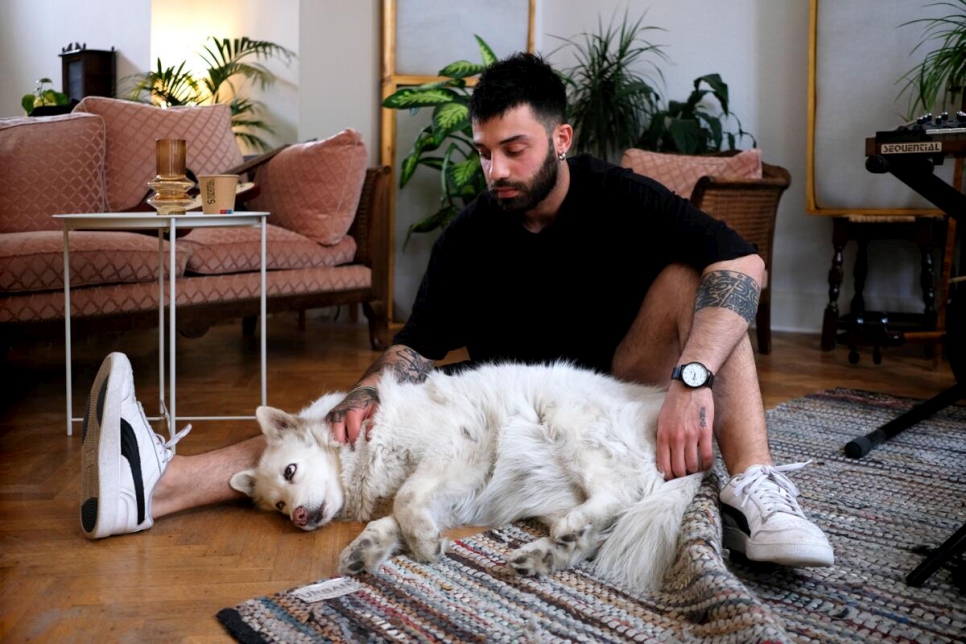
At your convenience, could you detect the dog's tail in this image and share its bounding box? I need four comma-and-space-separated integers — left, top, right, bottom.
590, 473, 703, 592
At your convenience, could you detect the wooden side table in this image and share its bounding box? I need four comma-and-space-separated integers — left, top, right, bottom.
55, 212, 269, 439
820, 214, 949, 356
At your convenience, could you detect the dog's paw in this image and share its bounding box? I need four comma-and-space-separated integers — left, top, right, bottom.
508, 537, 557, 576
407, 533, 447, 564
338, 541, 370, 576
338, 520, 400, 575
553, 524, 591, 556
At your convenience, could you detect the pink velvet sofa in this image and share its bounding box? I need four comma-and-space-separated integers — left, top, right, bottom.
0, 97, 390, 354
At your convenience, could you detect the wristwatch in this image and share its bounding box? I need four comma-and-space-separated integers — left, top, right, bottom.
671, 362, 715, 388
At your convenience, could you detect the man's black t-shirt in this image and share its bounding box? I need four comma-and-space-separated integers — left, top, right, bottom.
393, 154, 757, 373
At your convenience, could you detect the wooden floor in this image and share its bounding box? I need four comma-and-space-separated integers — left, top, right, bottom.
0, 312, 958, 642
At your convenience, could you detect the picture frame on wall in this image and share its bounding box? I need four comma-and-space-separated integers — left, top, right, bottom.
806, 0, 950, 217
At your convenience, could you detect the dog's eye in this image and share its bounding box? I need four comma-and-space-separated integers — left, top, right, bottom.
275, 501, 285, 511
284, 464, 297, 481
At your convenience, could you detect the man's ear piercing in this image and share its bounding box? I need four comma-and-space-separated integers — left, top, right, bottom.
557, 151, 566, 161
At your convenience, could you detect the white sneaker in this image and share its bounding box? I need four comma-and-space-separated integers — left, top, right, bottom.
80, 352, 190, 539
719, 463, 834, 567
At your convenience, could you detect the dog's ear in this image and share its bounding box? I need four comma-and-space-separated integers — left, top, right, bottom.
255, 406, 300, 439
229, 470, 257, 498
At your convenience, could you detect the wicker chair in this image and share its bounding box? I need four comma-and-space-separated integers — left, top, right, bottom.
622, 149, 791, 354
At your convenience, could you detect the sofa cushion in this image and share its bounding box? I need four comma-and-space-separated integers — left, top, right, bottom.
0, 265, 372, 324
248, 129, 367, 246
0, 230, 189, 293
0, 113, 109, 233
179, 224, 357, 275
75, 97, 243, 212
620, 148, 762, 198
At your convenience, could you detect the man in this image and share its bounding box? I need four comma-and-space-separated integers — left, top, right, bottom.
82, 53, 833, 568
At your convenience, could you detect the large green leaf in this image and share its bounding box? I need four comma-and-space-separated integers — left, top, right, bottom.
382, 87, 460, 109
694, 73, 729, 114
399, 152, 421, 189
438, 60, 485, 79
419, 156, 445, 170
667, 118, 703, 154
404, 204, 459, 248
412, 78, 466, 91
448, 154, 482, 191
475, 35, 498, 66
433, 102, 470, 133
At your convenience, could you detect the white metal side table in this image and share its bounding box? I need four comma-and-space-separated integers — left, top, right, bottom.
55, 212, 269, 439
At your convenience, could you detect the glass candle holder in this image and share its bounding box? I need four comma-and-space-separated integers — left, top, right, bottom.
147, 139, 195, 215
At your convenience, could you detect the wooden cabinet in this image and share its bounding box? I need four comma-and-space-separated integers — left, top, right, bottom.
60, 47, 116, 102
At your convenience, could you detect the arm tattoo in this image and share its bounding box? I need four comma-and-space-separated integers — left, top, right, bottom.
325, 386, 379, 423
699, 407, 708, 429
694, 270, 760, 324
361, 346, 433, 385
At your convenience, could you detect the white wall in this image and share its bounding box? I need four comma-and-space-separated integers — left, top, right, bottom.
298, 0, 381, 165
0, 0, 151, 117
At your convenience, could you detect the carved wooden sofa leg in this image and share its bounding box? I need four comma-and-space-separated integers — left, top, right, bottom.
363, 301, 389, 351
242, 316, 257, 337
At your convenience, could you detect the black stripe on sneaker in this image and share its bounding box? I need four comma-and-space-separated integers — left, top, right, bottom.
720, 503, 751, 536
120, 419, 146, 525
81, 498, 98, 533
83, 371, 109, 443
82, 396, 90, 443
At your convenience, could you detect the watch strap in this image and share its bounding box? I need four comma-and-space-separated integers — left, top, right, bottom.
670, 362, 714, 388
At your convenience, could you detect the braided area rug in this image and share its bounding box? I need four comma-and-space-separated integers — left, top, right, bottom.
217, 388, 966, 643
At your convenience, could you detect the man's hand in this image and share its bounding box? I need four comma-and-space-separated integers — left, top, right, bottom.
326, 385, 381, 447
655, 385, 715, 480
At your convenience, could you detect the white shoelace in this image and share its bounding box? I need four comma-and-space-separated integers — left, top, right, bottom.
163, 424, 192, 452
730, 461, 810, 520
136, 400, 192, 462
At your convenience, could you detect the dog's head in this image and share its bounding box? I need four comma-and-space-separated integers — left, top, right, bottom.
230, 398, 346, 531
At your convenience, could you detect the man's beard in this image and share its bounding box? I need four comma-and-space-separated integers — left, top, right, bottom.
489, 143, 559, 213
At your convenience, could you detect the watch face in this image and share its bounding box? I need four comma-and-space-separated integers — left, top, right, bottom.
681, 363, 708, 387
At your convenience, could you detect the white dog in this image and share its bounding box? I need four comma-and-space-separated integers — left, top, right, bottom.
230, 361, 702, 591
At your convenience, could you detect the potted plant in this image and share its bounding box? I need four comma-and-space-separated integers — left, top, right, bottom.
21, 78, 68, 115
124, 36, 295, 151
381, 35, 496, 241
550, 8, 667, 162
897, 1, 966, 116
636, 73, 756, 154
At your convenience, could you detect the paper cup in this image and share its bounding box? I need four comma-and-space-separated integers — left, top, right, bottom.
198, 174, 239, 214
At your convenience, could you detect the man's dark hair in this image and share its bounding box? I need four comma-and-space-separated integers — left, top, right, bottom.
468, 52, 567, 131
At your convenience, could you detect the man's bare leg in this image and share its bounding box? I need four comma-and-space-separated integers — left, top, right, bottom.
611, 263, 834, 567
81, 352, 265, 538
610, 263, 771, 476
152, 435, 265, 518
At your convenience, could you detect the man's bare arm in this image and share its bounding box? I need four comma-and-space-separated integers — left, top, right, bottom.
326, 345, 434, 445
680, 254, 764, 373
358, 344, 434, 386
694, 269, 761, 325
656, 254, 764, 479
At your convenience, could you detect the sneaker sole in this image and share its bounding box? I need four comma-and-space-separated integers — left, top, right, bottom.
723, 517, 834, 568
81, 353, 129, 539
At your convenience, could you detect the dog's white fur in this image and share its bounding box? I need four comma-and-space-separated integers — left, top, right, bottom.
230, 361, 702, 591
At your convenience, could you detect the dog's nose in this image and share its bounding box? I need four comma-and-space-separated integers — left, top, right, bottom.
292, 506, 308, 528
